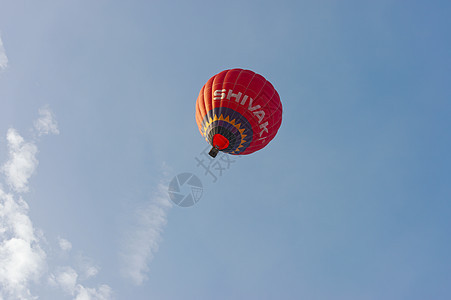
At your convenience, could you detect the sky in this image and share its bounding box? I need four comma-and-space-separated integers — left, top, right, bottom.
0, 0, 450, 299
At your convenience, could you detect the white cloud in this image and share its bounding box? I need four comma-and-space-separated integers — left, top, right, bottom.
120, 182, 172, 285
50, 266, 113, 300
1, 107, 59, 193
76, 255, 99, 280
54, 266, 78, 295
82, 265, 99, 280
1, 107, 60, 193
74, 284, 113, 300
0, 189, 46, 300
34, 107, 60, 136
0, 121, 47, 299
58, 237, 72, 252
0, 107, 113, 299
0, 35, 8, 71
1, 129, 39, 193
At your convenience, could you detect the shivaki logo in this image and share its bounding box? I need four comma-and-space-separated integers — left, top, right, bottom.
214, 89, 269, 139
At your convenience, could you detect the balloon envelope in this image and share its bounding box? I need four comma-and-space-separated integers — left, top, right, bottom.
196, 69, 283, 155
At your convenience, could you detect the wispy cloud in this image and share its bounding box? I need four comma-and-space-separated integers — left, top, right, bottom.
34, 107, 60, 136
0, 34, 7, 71
52, 266, 79, 295
74, 284, 113, 300
58, 237, 73, 252
49, 266, 112, 300
121, 181, 172, 285
76, 254, 99, 280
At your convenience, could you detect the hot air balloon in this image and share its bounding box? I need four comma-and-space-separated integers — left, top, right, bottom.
196, 69, 283, 157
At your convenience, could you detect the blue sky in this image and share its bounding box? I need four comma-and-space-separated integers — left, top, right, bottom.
0, 1, 450, 299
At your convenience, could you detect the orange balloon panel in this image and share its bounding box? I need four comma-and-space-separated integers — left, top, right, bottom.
196, 69, 283, 155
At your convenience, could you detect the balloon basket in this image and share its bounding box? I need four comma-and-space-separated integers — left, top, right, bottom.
208, 147, 219, 158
